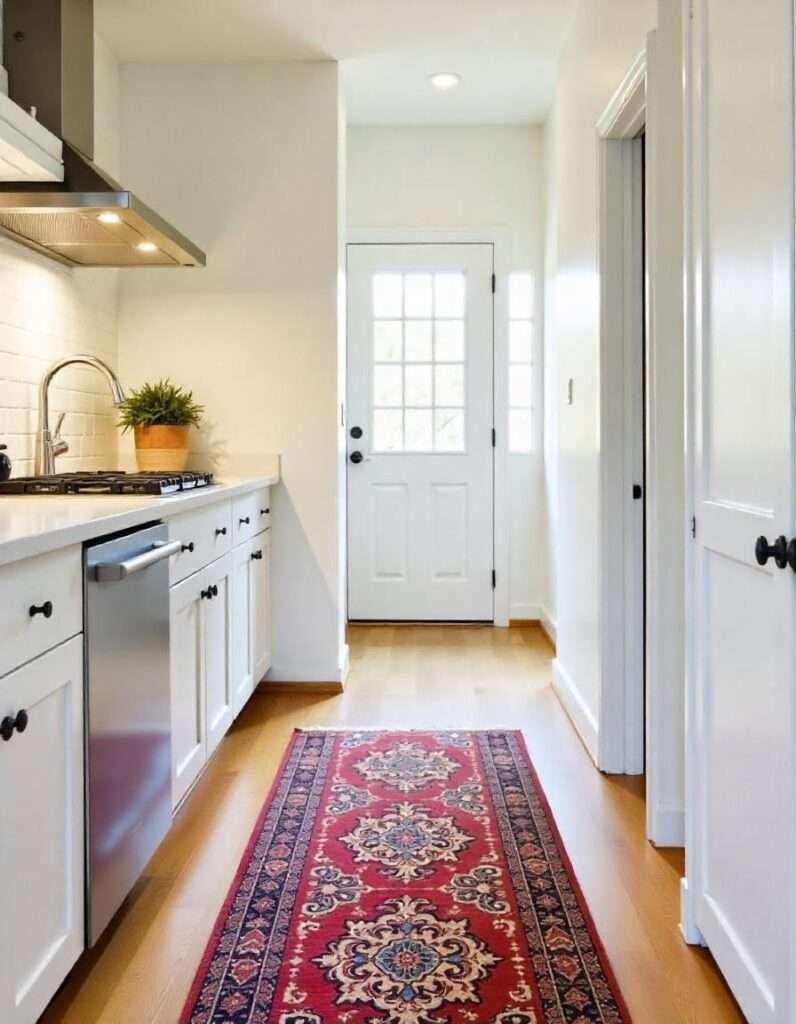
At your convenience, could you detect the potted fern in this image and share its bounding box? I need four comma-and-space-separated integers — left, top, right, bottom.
118, 379, 204, 472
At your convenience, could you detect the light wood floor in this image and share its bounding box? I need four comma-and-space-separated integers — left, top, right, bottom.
41, 624, 745, 1024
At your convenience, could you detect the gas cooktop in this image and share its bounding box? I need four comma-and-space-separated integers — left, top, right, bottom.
0, 471, 215, 496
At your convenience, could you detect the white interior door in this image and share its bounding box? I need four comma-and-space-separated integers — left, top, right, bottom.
688, 2, 795, 1021
347, 243, 494, 621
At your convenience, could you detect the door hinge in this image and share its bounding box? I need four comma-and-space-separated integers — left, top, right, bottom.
491, 273, 496, 294
690, 516, 696, 539
632, 484, 643, 500
492, 569, 496, 589
491, 427, 496, 447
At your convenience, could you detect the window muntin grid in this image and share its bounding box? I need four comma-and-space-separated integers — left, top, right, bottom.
371, 272, 467, 453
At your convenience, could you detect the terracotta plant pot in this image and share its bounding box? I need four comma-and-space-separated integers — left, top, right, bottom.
134, 425, 191, 472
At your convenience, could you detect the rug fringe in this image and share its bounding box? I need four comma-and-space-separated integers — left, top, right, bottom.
297, 725, 523, 733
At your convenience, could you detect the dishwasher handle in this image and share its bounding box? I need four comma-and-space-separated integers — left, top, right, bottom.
95, 540, 183, 581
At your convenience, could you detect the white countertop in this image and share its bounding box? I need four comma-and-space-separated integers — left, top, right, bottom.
0, 472, 279, 568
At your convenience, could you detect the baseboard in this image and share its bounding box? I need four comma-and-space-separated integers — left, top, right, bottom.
259, 680, 344, 696
679, 878, 706, 946
552, 657, 599, 765
540, 607, 557, 650
648, 802, 685, 848
339, 642, 350, 687
509, 602, 543, 621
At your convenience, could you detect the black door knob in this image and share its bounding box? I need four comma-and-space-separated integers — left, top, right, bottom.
181, 542, 195, 553
1, 710, 27, 742
239, 516, 250, 525
350, 451, 364, 464
260, 508, 270, 516
251, 549, 263, 560
29, 600, 53, 619
201, 587, 212, 600
215, 527, 227, 536
755, 535, 788, 569
350, 426, 363, 439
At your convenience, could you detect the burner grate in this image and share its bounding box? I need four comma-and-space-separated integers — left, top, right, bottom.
0, 470, 215, 496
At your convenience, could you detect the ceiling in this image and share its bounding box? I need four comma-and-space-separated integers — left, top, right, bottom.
94, 0, 576, 125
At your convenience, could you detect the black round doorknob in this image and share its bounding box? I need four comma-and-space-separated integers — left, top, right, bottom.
29, 600, 53, 619
350, 426, 363, 439
755, 534, 788, 569
350, 451, 364, 464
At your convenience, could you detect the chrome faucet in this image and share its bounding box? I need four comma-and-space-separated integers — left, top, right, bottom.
37, 355, 126, 475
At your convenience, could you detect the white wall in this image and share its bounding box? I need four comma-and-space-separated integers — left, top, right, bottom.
544, 1, 656, 727
0, 35, 121, 477
117, 62, 345, 683
347, 125, 547, 621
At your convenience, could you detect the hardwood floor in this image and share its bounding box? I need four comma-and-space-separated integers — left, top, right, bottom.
41, 624, 745, 1023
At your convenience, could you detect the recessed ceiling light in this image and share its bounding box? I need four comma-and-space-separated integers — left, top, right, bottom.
136, 241, 158, 253
97, 211, 121, 224
428, 72, 461, 91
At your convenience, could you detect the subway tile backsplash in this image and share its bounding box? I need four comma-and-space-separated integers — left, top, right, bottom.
0, 238, 120, 476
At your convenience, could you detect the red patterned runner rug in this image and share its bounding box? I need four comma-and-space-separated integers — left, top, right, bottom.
181, 730, 631, 1024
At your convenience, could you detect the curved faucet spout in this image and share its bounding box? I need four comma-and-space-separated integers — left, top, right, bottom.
37, 355, 127, 476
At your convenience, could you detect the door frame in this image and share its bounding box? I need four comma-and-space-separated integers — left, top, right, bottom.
346, 228, 509, 625
595, 52, 647, 776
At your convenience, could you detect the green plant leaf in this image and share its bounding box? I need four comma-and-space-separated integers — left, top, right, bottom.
117, 379, 204, 432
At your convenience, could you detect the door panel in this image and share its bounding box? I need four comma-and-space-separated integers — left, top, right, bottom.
204, 554, 233, 756
347, 243, 494, 621
0, 638, 84, 1024
231, 541, 254, 717
169, 571, 205, 808
689, 2, 794, 1020
252, 531, 272, 684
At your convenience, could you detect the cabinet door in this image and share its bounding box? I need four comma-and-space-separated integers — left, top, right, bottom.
0, 637, 84, 1024
251, 530, 272, 684
204, 553, 234, 756
170, 571, 205, 809
230, 541, 254, 718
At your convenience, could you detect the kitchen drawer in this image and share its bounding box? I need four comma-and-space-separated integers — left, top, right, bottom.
232, 487, 270, 545
0, 545, 82, 679
169, 500, 232, 584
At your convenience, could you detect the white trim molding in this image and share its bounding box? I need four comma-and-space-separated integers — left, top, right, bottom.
596, 50, 647, 776
552, 658, 599, 764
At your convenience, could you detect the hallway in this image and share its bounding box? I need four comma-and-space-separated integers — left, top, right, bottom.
43, 625, 743, 1024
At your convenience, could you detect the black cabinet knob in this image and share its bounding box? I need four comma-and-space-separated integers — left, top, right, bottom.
350, 426, 363, 439
181, 542, 195, 553
211, 584, 219, 597
29, 600, 53, 619
755, 535, 788, 569
239, 516, 250, 526
1, 710, 28, 742
260, 508, 270, 516
350, 451, 364, 465
215, 527, 227, 536
201, 587, 212, 600
251, 549, 263, 561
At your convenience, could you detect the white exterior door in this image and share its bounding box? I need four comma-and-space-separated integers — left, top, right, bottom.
687, 2, 795, 1021
347, 243, 494, 621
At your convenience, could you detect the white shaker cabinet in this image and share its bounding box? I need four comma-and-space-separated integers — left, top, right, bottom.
170, 570, 206, 808
0, 637, 84, 1024
230, 530, 272, 718
203, 552, 234, 757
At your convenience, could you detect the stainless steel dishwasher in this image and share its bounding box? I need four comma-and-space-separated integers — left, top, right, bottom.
84, 523, 181, 945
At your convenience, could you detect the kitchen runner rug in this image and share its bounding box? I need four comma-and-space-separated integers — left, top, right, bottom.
181, 730, 631, 1024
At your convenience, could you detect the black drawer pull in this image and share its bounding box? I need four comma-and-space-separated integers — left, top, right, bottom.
181, 542, 195, 553
260, 508, 270, 516
29, 601, 53, 619
251, 549, 263, 561
239, 516, 250, 526
1, 709, 28, 742
215, 527, 227, 537
211, 584, 219, 597
201, 587, 212, 600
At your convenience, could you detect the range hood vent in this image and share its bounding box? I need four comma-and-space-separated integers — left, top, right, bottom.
0, 0, 205, 268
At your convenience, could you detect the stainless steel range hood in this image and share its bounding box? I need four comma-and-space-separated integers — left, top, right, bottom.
0, 0, 205, 268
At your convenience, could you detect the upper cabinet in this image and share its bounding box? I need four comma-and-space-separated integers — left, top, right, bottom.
0, 90, 63, 181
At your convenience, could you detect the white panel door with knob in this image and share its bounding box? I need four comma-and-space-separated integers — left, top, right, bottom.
686, 3, 795, 1021
347, 243, 494, 621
